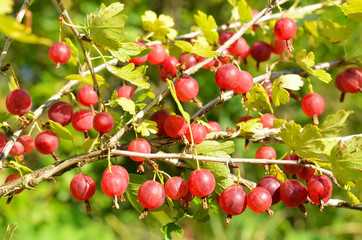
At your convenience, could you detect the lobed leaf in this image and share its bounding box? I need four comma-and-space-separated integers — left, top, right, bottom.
107, 64, 150, 89
160, 222, 184, 240
47, 120, 73, 141
320, 19, 352, 43
321, 110, 353, 136
142, 10, 177, 40
135, 119, 158, 137
245, 84, 273, 113
296, 50, 332, 83
341, 0, 362, 23
194, 11, 219, 45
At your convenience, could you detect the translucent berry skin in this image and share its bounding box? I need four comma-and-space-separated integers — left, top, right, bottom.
101, 171, 128, 197
234, 70, 254, 94
256, 176, 282, 205
159, 55, 179, 79
6, 89, 32, 116
250, 41, 272, 63
247, 187, 272, 213
186, 123, 207, 144
280, 179, 308, 207
219, 31, 250, 59
274, 18, 297, 40
18, 135, 35, 153
9, 141, 24, 156
148, 44, 166, 65
188, 169, 215, 197
260, 113, 276, 128
238, 115, 254, 123
206, 121, 222, 133
174, 76, 199, 102
301, 93, 325, 117
215, 64, 240, 90
127, 138, 151, 162
149, 110, 170, 136
0, 132, 8, 153
138, 180, 166, 210
335, 71, 347, 93
93, 112, 114, 134
219, 185, 247, 216
297, 167, 315, 181
77, 85, 98, 107
216, 48, 231, 64
48, 42, 71, 64
283, 154, 304, 175
5, 174, 23, 194
219, 31, 234, 45
70, 173, 96, 201
129, 42, 148, 65
164, 115, 188, 138
183, 190, 195, 203
179, 53, 197, 70
307, 175, 333, 204
72, 109, 94, 132
35, 131, 59, 155
339, 68, 362, 93
48, 101, 73, 126
102, 165, 130, 182
272, 38, 289, 55
255, 146, 277, 160
117, 86, 135, 99
165, 177, 188, 200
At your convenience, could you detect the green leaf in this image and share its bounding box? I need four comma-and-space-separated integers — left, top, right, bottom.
116, 97, 135, 114
81, 137, 99, 153
3, 222, 18, 240
0, 112, 11, 123
64, 38, 79, 59
245, 84, 273, 113
135, 119, 158, 137
125, 174, 148, 213
277, 74, 304, 91
269, 165, 287, 183
9, 160, 33, 174
109, 42, 152, 62
107, 64, 150, 89
160, 222, 184, 240
237, 0, 253, 23
174, 41, 218, 58
194, 11, 219, 45
89, 3, 127, 50
0, 15, 51, 45
142, 11, 178, 40
296, 50, 332, 83
65, 74, 109, 89
174, 40, 193, 52
166, 79, 190, 123
279, 123, 324, 158
321, 110, 353, 136
0, 0, 13, 15
271, 78, 291, 107
341, 0, 362, 23
320, 19, 352, 43
195, 140, 235, 158
47, 120, 73, 141
236, 118, 263, 134
8, 74, 18, 92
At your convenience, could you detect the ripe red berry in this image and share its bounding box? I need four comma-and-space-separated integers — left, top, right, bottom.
77, 85, 98, 107
117, 86, 135, 99
280, 179, 308, 207
35, 130, 59, 155
255, 146, 277, 160
271, 38, 289, 55
149, 110, 170, 136
238, 115, 254, 123
165, 177, 188, 200
48, 42, 71, 66
260, 113, 276, 128
179, 53, 197, 70
6, 89, 32, 116
138, 180, 165, 210
250, 41, 272, 70
219, 31, 234, 45
297, 167, 315, 181
206, 121, 222, 133
183, 190, 195, 204
129, 42, 148, 65
174, 76, 199, 102
5, 173, 23, 194
127, 138, 151, 162
197, 56, 216, 69
274, 18, 297, 40
102, 165, 130, 181
234, 70, 253, 94
186, 123, 207, 144
217, 47, 231, 64
0, 132, 8, 153
148, 44, 167, 65
214, 64, 240, 90
219, 185, 247, 216
257, 176, 282, 205
70, 173, 96, 208
282, 154, 304, 175
164, 115, 188, 138
307, 175, 333, 205
9, 141, 24, 156
93, 112, 114, 134
301, 93, 325, 117
247, 187, 272, 213
159, 55, 179, 80
252, 10, 260, 31
187, 169, 215, 197
219, 31, 250, 59
339, 68, 362, 93
48, 101, 73, 126
101, 171, 129, 197
71, 109, 94, 132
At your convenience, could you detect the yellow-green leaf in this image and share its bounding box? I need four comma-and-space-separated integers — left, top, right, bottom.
245, 84, 273, 113
194, 11, 219, 45
107, 64, 150, 89
321, 110, 353, 136
48, 120, 73, 141
341, 0, 362, 23
116, 97, 135, 114
141, 10, 178, 40
320, 19, 352, 43
0, 0, 13, 15
135, 119, 158, 137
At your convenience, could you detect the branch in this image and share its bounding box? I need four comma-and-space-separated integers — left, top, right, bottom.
0, 0, 33, 68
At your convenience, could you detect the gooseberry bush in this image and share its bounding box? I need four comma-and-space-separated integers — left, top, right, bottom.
0, 0, 361, 238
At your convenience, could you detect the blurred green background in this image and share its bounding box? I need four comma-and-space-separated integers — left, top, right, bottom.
0, 0, 361, 239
